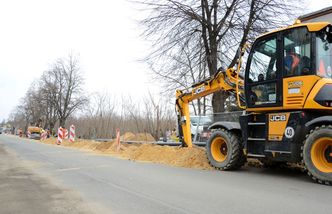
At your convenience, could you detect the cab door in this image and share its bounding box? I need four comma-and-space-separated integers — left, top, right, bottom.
245, 35, 282, 109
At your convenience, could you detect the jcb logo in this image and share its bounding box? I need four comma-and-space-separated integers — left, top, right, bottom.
270, 114, 286, 122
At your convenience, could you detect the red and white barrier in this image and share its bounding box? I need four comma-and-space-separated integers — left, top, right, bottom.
69, 125, 75, 143
41, 131, 48, 140
116, 128, 121, 151
64, 129, 69, 139
57, 127, 63, 145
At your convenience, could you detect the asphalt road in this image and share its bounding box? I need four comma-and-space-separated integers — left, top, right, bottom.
0, 134, 331, 214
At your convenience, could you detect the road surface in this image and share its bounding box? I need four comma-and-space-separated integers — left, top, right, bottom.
0, 134, 331, 214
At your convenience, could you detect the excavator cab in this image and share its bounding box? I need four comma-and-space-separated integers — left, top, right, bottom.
235, 23, 332, 185
245, 23, 332, 110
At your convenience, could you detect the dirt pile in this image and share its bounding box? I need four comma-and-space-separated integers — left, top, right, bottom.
39, 138, 303, 171
105, 143, 213, 169
120, 132, 155, 142
43, 138, 97, 152
121, 132, 135, 141
40, 138, 212, 170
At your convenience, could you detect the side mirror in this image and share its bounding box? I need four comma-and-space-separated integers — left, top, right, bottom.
236, 47, 242, 58
258, 74, 264, 82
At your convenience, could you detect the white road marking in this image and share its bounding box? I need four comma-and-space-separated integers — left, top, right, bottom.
56, 167, 81, 172
56, 165, 111, 172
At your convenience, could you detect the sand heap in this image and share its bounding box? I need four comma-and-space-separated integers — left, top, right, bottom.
40, 137, 212, 170
120, 132, 155, 142
107, 143, 212, 169
38, 137, 303, 171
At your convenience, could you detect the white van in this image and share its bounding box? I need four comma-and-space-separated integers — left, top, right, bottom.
190, 116, 212, 141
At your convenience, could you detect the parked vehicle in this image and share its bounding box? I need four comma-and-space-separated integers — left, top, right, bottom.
190, 116, 212, 141
28, 126, 42, 140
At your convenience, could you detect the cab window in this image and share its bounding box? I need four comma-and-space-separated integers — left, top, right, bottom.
283, 27, 312, 77
316, 26, 332, 78
247, 37, 278, 106
248, 37, 277, 82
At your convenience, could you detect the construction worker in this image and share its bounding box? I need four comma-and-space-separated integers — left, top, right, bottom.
170, 128, 178, 142
284, 47, 300, 76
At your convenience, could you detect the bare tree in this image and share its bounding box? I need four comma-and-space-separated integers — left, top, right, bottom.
9, 104, 29, 133
23, 83, 44, 126
8, 82, 46, 132
8, 54, 88, 133
138, 0, 303, 113
41, 54, 88, 127
38, 78, 58, 131
85, 92, 117, 138
68, 92, 177, 140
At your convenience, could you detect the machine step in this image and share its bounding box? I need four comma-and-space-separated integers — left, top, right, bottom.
247, 137, 265, 141
248, 122, 266, 125
247, 153, 266, 158
264, 150, 292, 154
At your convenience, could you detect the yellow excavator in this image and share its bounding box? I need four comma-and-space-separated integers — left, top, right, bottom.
176, 21, 332, 185
27, 126, 43, 140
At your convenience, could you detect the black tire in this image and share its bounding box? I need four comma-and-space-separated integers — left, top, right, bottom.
233, 150, 247, 169
232, 135, 247, 169
302, 125, 332, 185
206, 129, 244, 170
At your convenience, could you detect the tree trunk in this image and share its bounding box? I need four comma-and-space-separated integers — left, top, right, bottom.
208, 38, 226, 113
156, 105, 160, 139
203, 97, 206, 115
59, 118, 66, 128
49, 122, 55, 136
197, 98, 201, 115
212, 91, 225, 113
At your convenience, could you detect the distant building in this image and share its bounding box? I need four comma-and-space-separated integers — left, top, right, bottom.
299, 6, 332, 23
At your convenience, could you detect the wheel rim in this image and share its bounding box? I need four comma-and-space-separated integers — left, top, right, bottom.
311, 137, 332, 173
211, 136, 228, 162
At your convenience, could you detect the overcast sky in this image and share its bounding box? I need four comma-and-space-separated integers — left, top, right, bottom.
0, 0, 331, 121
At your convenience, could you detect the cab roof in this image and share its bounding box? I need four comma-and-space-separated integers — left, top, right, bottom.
257, 22, 331, 39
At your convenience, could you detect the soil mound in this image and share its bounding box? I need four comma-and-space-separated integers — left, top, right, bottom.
40, 137, 211, 169
39, 137, 302, 171
120, 132, 155, 142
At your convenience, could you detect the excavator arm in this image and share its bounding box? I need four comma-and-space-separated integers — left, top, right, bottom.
175, 48, 246, 147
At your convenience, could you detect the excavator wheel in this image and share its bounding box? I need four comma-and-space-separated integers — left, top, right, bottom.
233, 149, 247, 170
302, 125, 332, 185
206, 129, 244, 170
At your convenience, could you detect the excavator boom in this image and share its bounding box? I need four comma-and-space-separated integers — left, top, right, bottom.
175, 54, 245, 147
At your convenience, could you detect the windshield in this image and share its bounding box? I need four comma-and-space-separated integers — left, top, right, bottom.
190, 116, 212, 125
316, 27, 332, 78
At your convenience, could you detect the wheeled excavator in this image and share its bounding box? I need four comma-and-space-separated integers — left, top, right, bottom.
176, 21, 332, 185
